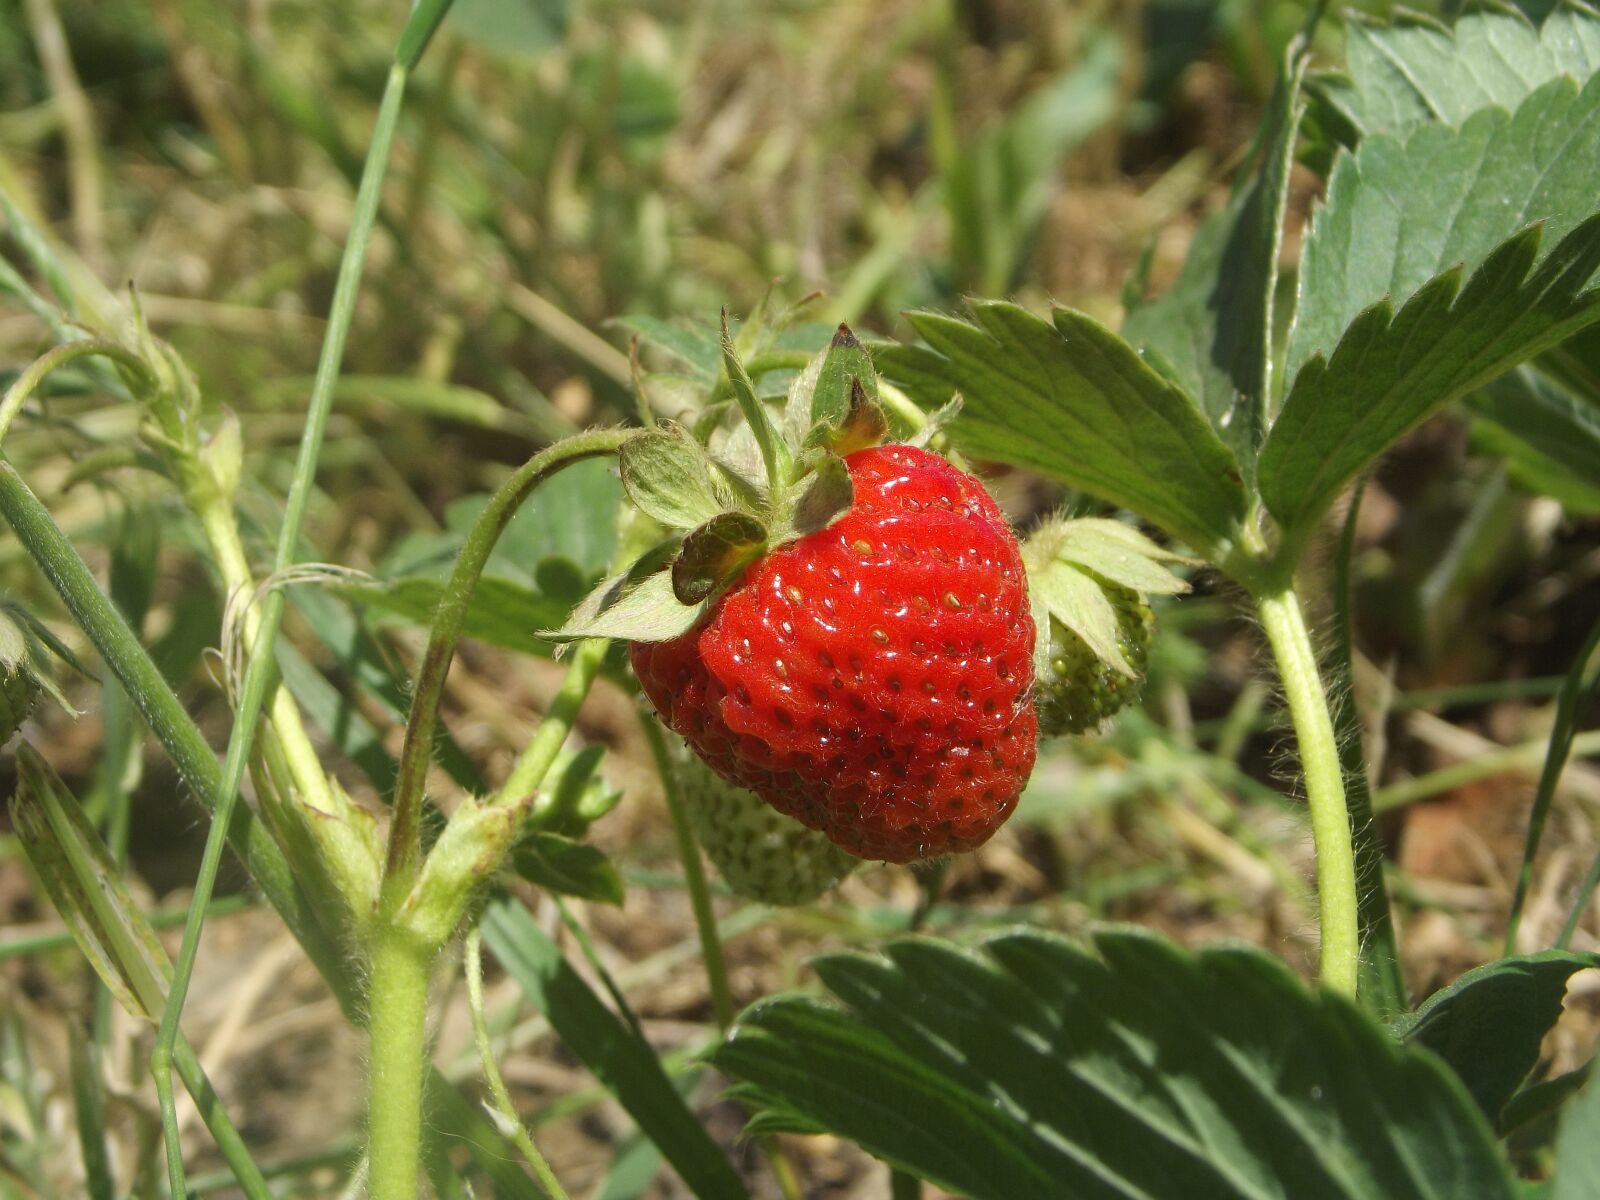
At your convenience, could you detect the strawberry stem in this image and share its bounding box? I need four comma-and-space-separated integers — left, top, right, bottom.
1255, 584, 1360, 997
384, 427, 636, 906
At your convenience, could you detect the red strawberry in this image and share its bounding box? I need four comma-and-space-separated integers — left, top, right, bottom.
631, 443, 1036, 863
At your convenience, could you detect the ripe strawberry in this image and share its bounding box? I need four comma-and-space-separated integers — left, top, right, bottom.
1037, 583, 1153, 735
632, 443, 1037, 864
677, 753, 855, 904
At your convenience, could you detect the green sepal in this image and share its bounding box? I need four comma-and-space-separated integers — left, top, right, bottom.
771, 451, 853, 547
1023, 517, 1189, 681
619, 423, 733, 530
546, 559, 710, 644
787, 325, 890, 456
804, 377, 890, 456
672, 511, 768, 604
905, 394, 963, 449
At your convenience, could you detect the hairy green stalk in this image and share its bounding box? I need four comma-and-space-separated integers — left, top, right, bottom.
366, 925, 436, 1200
384, 427, 635, 896
1255, 585, 1360, 997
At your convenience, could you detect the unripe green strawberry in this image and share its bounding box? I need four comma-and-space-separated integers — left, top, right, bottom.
1038, 581, 1153, 735
1022, 518, 1189, 738
0, 610, 44, 743
678, 753, 855, 905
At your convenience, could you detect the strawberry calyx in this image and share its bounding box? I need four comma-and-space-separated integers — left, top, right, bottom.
547, 315, 896, 645
1021, 517, 1192, 732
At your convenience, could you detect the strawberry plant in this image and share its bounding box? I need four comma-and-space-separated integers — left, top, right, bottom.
2, 2, 1600, 1198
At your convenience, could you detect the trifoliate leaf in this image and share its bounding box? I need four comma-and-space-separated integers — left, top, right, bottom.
875, 302, 1248, 554
1285, 73, 1600, 394
619, 423, 731, 530
1311, 3, 1600, 147
672, 511, 768, 604
1263, 216, 1600, 536
715, 928, 1515, 1200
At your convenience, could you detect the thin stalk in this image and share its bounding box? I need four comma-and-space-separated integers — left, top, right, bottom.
640, 715, 804, 1200
496, 638, 610, 805
464, 929, 571, 1200
150, 60, 418, 1198
1506, 609, 1600, 954
642, 715, 735, 1029
385, 428, 634, 896
1375, 730, 1600, 814
366, 926, 435, 1200
1255, 585, 1360, 997
0, 339, 154, 444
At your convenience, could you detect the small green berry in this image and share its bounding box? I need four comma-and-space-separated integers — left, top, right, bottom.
678, 754, 855, 905
1037, 581, 1153, 735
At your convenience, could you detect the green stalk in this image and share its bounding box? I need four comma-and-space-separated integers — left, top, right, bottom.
1255, 585, 1360, 997
641, 715, 734, 1029
384, 428, 634, 896
149, 58, 419, 1197
495, 638, 609, 806
464, 929, 571, 1200
366, 925, 436, 1200
0, 339, 152, 444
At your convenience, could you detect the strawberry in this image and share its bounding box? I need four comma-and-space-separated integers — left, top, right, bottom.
552, 319, 1036, 863
677, 752, 855, 904
1037, 583, 1153, 734
1021, 517, 1189, 737
631, 443, 1037, 863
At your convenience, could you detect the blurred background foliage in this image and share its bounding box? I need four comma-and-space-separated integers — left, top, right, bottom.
2, 0, 1599, 1194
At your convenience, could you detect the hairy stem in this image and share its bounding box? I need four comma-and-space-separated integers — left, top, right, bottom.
1255, 585, 1360, 997
385, 428, 634, 897
495, 638, 610, 806
366, 927, 435, 1200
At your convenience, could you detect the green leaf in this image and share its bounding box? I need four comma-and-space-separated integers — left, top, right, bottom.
715, 928, 1514, 1200
1123, 22, 1315, 472
671, 512, 767, 605
338, 574, 568, 658
1552, 1070, 1600, 1200
1312, 3, 1600, 147
1394, 951, 1600, 1124
612, 315, 721, 381
10, 745, 170, 1020
481, 900, 748, 1200
511, 833, 624, 905
1285, 74, 1600, 394
1470, 369, 1600, 512
1263, 216, 1600, 536
803, 325, 880, 433
875, 302, 1248, 553
619, 425, 730, 530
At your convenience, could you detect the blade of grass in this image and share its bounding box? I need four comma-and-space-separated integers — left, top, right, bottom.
151, 5, 460, 1189
1509, 609, 1600, 952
